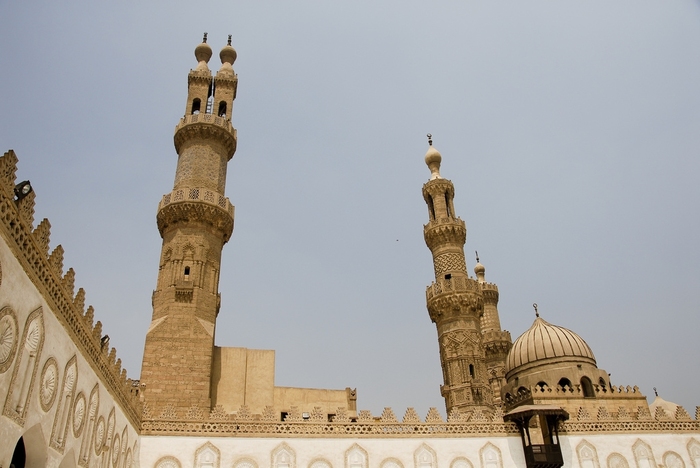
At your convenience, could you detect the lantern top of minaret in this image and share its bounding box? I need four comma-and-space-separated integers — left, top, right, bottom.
219, 34, 237, 66
194, 32, 213, 71
424, 133, 442, 180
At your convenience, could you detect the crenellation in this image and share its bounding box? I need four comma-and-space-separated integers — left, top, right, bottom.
84, 305, 94, 328
32, 217, 51, 255
402, 407, 421, 423
48, 243, 64, 276
18, 189, 36, 227
0, 150, 19, 190
425, 407, 444, 423
63, 267, 75, 297
74, 287, 86, 314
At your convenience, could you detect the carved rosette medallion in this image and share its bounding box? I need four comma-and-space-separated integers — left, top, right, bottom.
0, 308, 18, 373
73, 392, 86, 437
39, 357, 58, 411
94, 416, 106, 455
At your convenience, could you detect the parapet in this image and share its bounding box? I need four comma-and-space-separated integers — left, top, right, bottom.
0, 150, 141, 426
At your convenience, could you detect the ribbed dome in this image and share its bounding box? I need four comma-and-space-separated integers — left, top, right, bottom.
506, 317, 596, 376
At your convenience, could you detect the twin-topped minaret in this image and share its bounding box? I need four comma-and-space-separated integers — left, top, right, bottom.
422, 137, 511, 416
141, 34, 238, 414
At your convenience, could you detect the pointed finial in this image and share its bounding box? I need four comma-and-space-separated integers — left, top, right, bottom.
203, 32, 208, 43
533, 303, 539, 318
427, 133, 433, 146
654, 387, 658, 396
475, 251, 480, 263
227, 34, 232, 46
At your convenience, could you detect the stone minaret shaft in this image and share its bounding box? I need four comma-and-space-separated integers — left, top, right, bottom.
422, 142, 493, 415
141, 35, 238, 414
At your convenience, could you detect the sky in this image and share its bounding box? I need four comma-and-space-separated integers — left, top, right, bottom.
0, 1, 699, 419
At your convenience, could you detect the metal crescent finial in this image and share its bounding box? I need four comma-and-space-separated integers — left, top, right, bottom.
653, 387, 658, 396
203, 32, 208, 43
533, 303, 539, 318
227, 34, 232, 46
427, 133, 433, 146
475, 251, 480, 263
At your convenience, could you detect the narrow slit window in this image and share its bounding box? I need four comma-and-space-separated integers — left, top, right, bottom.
445, 193, 451, 217
218, 101, 227, 117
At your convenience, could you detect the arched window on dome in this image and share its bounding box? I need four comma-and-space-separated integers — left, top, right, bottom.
599, 377, 607, 390
558, 378, 572, 390
191, 99, 201, 114
581, 377, 595, 398
536, 381, 548, 391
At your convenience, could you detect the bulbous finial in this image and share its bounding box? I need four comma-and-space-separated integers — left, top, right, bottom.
533, 303, 539, 318
219, 34, 237, 70
474, 250, 485, 282
424, 133, 442, 180
194, 32, 213, 71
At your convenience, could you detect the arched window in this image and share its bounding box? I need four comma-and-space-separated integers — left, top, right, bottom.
469, 364, 475, 378
218, 101, 227, 117
599, 377, 607, 390
558, 378, 572, 390
536, 381, 548, 390
581, 377, 595, 398
427, 196, 435, 220
191, 99, 201, 114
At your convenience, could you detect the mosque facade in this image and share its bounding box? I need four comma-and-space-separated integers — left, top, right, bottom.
1, 36, 699, 468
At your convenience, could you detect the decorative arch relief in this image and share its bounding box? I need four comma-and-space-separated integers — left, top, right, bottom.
3, 307, 44, 425
272, 442, 296, 468
345, 443, 368, 468
608, 454, 630, 468
39, 356, 59, 412
633, 440, 657, 468
480, 443, 502, 468
663, 452, 685, 468
194, 441, 221, 468
380, 458, 404, 468
50, 355, 78, 452
233, 458, 259, 468
688, 439, 700, 468
450, 458, 473, 468
414, 443, 437, 468
309, 459, 332, 468
0, 306, 19, 373
577, 440, 601, 468
155, 456, 182, 468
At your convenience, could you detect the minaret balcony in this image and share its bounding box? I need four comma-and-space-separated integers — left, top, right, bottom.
174, 114, 238, 160
157, 186, 235, 240
158, 187, 234, 217
426, 276, 480, 300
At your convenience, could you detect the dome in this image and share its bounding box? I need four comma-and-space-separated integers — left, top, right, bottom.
505, 317, 597, 378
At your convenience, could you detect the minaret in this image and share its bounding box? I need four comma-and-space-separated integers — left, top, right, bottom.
474, 255, 512, 406
140, 35, 238, 414
422, 136, 493, 416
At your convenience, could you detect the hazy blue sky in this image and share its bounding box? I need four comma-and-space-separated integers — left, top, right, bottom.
1, 1, 699, 418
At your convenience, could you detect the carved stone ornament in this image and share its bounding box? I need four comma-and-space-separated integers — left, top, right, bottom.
39, 357, 58, 412
94, 416, 106, 455
112, 434, 121, 467
73, 392, 86, 437
0, 308, 18, 373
